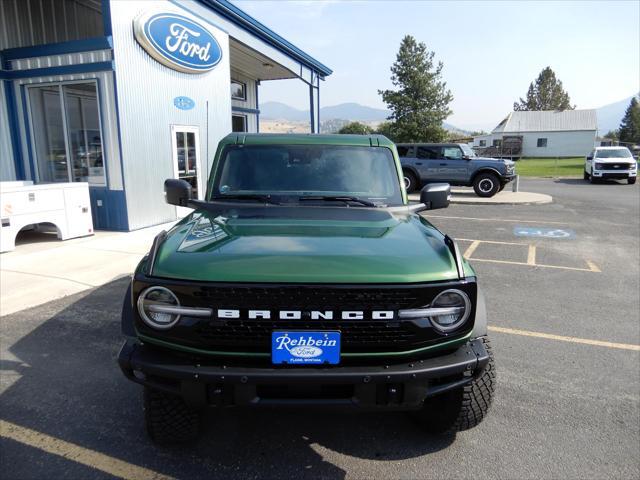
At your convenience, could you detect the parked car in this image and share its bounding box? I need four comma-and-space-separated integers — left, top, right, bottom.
397, 143, 516, 197
584, 147, 637, 184
118, 134, 495, 444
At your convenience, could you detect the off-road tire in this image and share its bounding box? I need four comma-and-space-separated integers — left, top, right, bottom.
144, 387, 201, 444
583, 170, 589, 181
403, 170, 419, 193
473, 173, 500, 197
629, 177, 637, 185
413, 337, 496, 434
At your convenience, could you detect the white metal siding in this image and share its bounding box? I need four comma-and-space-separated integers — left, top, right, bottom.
520, 131, 596, 157
10, 49, 112, 70
0, 0, 103, 50
231, 70, 258, 133
0, 82, 17, 181
109, 0, 232, 230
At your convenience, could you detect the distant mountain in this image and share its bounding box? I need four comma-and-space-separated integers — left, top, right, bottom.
596, 94, 638, 135
260, 101, 467, 133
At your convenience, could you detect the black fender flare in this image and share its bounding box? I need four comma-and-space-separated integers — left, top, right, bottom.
121, 282, 136, 337
401, 165, 421, 181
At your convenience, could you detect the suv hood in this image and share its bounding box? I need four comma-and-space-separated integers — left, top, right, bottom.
474, 156, 515, 166
150, 207, 462, 283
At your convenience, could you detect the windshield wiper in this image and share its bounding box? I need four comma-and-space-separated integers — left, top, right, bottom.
209, 194, 280, 205
298, 195, 377, 207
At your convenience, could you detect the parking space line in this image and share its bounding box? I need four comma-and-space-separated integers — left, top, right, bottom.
586, 260, 602, 273
457, 238, 527, 246
488, 326, 640, 351
463, 240, 481, 259
428, 215, 569, 225
0, 420, 173, 480
527, 245, 537, 265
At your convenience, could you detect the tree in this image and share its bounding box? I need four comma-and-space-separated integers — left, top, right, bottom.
337, 121, 373, 135
513, 67, 575, 111
374, 121, 396, 141
603, 130, 619, 141
378, 35, 453, 143
618, 97, 640, 144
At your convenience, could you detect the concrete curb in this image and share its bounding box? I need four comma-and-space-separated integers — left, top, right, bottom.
409, 190, 552, 205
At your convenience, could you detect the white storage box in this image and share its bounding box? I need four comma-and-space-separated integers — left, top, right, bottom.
0, 182, 94, 253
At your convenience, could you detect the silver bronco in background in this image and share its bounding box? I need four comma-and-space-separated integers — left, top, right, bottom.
398, 143, 516, 197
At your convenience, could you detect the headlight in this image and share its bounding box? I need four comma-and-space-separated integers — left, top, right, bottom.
137, 286, 212, 329
137, 286, 181, 330
398, 289, 471, 333
595, 163, 604, 170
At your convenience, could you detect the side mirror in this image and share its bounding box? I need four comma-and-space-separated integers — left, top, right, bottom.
420, 183, 450, 210
164, 178, 192, 206
462, 155, 472, 160
586, 156, 593, 161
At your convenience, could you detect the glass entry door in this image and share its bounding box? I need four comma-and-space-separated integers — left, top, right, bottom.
170, 125, 201, 217
27, 81, 105, 185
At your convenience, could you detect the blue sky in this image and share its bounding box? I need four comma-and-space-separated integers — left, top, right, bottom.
233, 0, 639, 131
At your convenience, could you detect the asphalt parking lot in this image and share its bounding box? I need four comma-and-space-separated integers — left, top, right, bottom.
1, 177, 638, 479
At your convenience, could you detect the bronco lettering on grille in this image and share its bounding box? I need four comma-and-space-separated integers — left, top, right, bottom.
216, 309, 394, 320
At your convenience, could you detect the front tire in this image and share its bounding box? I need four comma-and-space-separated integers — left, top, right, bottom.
583, 170, 590, 181
473, 173, 500, 197
629, 177, 637, 185
412, 337, 496, 434
403, 170, 419, 193
144, 387, 202, 444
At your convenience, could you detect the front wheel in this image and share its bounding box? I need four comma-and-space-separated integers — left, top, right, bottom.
473, 173, 500, 197
403, 170, 419, 193
629, 177, 637, 185
412, 337, 496, 434
144, 387, 202, 444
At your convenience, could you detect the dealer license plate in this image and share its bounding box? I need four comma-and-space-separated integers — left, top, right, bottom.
271, 331, 341, 365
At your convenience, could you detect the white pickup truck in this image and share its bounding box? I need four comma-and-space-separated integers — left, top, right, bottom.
584, 147, 637, 184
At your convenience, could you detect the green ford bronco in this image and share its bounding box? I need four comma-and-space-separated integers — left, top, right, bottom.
118, 134, 495, 444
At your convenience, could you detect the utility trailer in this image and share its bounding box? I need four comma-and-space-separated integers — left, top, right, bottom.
0, 182, 94, 253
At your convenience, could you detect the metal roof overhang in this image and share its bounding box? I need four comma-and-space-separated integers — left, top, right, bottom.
197, 0, 332, 79
230, 39, 296, 81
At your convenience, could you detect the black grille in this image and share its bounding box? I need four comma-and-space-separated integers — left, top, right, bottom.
190, 285, 423, 310
598, 162, 633, 170
134, 280, 477, 354
196, 319, 417, 350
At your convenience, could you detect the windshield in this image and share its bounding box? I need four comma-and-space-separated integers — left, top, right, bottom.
211, 145, 403, 205
460, 144, 476, 157
595, 148, 632, 159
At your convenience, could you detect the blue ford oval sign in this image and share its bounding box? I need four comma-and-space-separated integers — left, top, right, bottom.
133, 12, 222, 73
174, 96, 195, 110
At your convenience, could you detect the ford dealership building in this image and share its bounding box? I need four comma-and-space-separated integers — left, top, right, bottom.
0, 0, 332, 230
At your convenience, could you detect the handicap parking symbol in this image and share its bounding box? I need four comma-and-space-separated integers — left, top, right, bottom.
513, 226, 575, 239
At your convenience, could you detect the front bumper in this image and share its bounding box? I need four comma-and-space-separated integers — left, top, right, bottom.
118, 337, 490, 409
592, 169, 636, 179
502, 173, 516, 183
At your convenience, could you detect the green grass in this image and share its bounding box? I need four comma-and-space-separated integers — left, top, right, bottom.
515, 157, 584, 177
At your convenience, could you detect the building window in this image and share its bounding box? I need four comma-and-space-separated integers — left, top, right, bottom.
479, 140, 486, 147
171, 126, 201, 202
492, 139, 502, 148
537, 138, 548, 148
232, 114, 247, 132
28, 81, 105, 185
231, 80, 246, 101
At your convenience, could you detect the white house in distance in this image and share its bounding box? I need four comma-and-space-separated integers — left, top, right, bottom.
473, 110, 598, 157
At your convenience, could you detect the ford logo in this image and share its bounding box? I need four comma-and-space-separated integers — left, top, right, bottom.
289, 346, 323, 358
174, 96, 195, 110
134, 12, 222, 74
